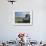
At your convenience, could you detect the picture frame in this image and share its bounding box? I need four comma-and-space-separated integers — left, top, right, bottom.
13, 10, 33, 26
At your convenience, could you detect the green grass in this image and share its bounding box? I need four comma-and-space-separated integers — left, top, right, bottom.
15, 17, 31, 23
15, 17, 24, 23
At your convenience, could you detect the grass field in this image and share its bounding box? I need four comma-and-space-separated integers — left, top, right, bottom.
15, 17, 30, 23
15, 17, 24, 23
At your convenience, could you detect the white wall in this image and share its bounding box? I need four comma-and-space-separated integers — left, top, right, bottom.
0, 0, 46, 41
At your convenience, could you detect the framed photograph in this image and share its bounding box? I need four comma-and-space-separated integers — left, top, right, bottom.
14, 11, 33, 26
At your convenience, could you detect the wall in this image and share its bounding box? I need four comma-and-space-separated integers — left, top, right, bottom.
0, 0, 46, 41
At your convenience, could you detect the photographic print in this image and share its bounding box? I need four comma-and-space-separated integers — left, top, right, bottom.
15, 11, 33, 26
